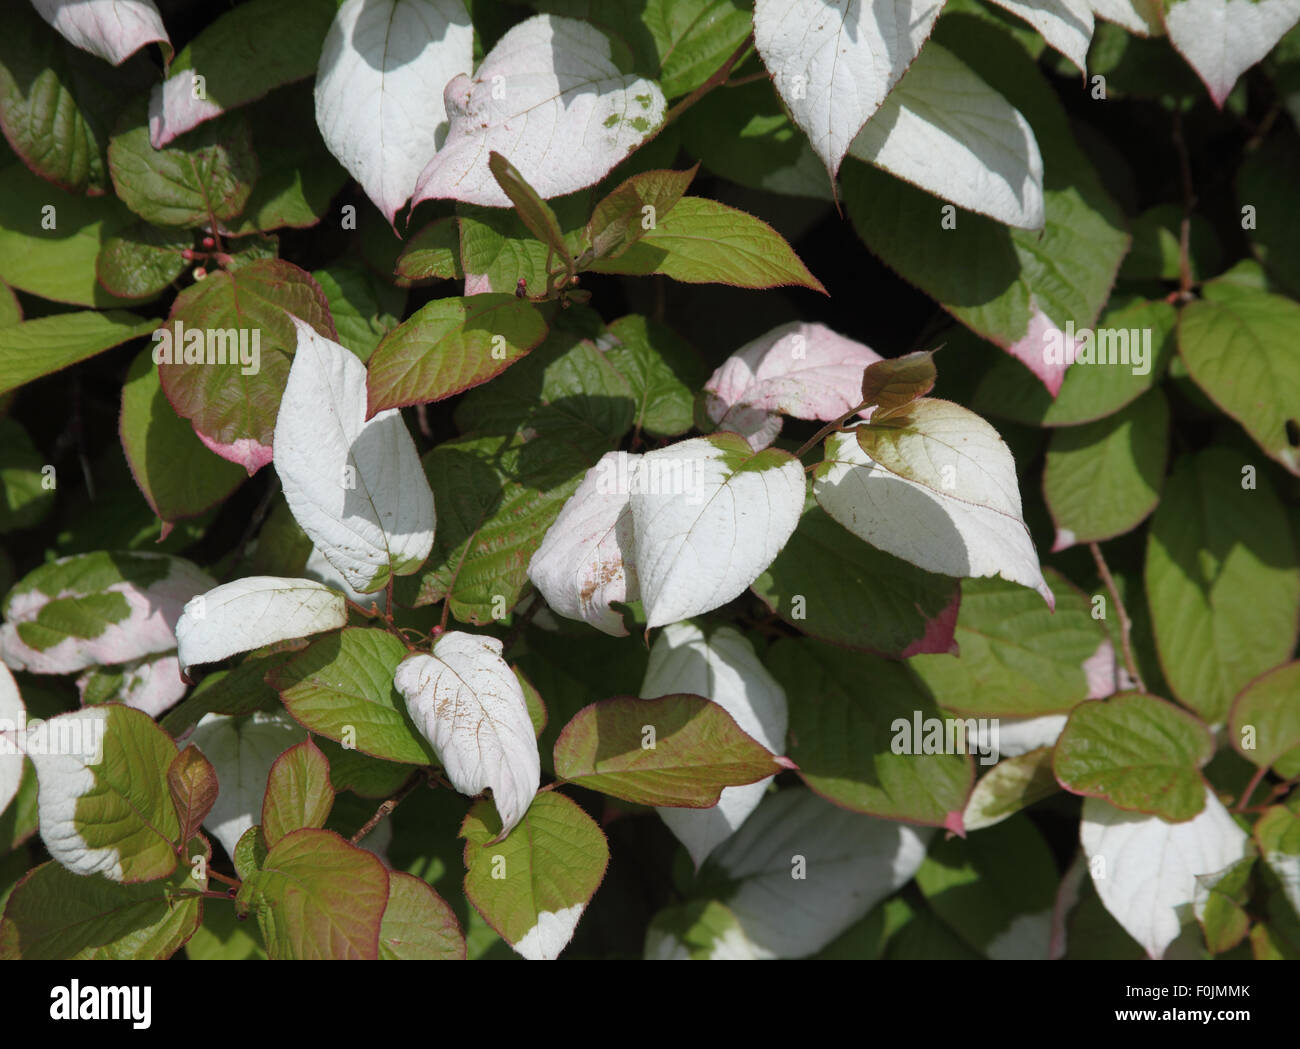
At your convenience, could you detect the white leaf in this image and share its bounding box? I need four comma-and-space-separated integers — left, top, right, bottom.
630, 434, 805, 629
313, 0, 473, 224
24, 708, 114, 878
704, 322, 883, 451
274, 316, 435, 595
394, 632, 540, 834
702, 788, 931, 958
986, 0, 1095, 72
189, 711, 307, 859
528, 452, 640, 637
640, 623, 788, 867
1089, 0, 1162, 34
30, 0, 169, 66
752, 0, 945, 178
1080, 788, 1250, 958
303, 546, 383, 613
513, 905, 585, 961
411, 14, 666, 207
75, 654, 188, 719
174, 576, 348, 676
813, 401, 1053, 606
0, 665, 25, 818
847, 43, 1046, 230
1162, 0, 1300, 106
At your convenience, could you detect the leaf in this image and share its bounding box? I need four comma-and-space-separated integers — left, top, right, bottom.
1081, 788, 1250, 958
1194, 854, 1256, 954
693, 788, 932, 958
489, 151, 571, 266
0, 840, 208, 960
1255, 805, 1300, 920
269, 628, 434, 766
461, 791, 607, 960
1230, 661, 1300, 777
119, 348, 246, 531
0, 419, 56, 534
1090, 0, 1161, 33
0, 311, 159, 397
1238, 128, 1300, 297
30, 0, 169, 67
553, 693, 784, 807
395, 217, 463, 282
394, 632, 540, 834
860, 351, 937, 419
766, 638, 973, 827
752, 0, 943, 178
1145, 448, 1300, 723
0, 551, 213, 674
1177, 283, 1300, 476
752, 498, 961, 658
96, 222, 191, 300
813, 401, 1052, 605
158, 258, 337, 474
847, 42, 1045, 229
236, 827, 389, 959
274, 318, 434, 594
174, 576, 347, 677
26, 706, 179, 882
77, 653, 188, 719
312, 263, 406, 361
1162, 0, 1300, 106
314, 0, 473, 224
602, 314, 704, 438
167, 745, 218, 846
986, 0, 1095, 71
645, 898, 758, 959
108, 105, 258, 229
639, 623, 787, 865
1054, 692, 1214, 821
963, 746, 1059, 831
908, 573, 1112, 717
457, 192, 590, 296
640, 0, 752, 98
585, 166, 696, 260
0, 163, 136, 307
630, 433, 805, 628
189, 711, 307, 859
412, 14, 666, 208
262, 738, 334, 847
147, 0, 337, 147
587, 197, 826, 292
365, 295, 549, 414
1043, 388, 1169, 550
0, 666, 26, 820
379, 870, 465, 960
161, 648, 294, 737
704, 322, 882, 449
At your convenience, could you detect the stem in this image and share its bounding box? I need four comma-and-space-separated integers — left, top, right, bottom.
1088, 542, 1146, 694
350, 772, 426, 845
659, 36, 753, 130
1236, 765, 1269, 813
502, 596, 542, 655
207, 868, 240, 889
793, 403, 867, 461
1170, 109, 1197, 301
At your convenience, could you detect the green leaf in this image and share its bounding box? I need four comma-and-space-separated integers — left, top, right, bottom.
185, 903, 267, 960
310, 262, 403, 362
167, 745, 219, 846
1195, 855, 1255, 955
1145, 448, 1300, 723
379, 870, 465, 960
601, 314, 705, 438
365, 295, 549, 413
158, 258, 336, 472
585, 166, 695, 260
765, 638, 972, 827
461, 791, 608, 960
1178, 283, 1300, 476
108, 105, 258, 229
0, 419, 56, 533
0, 310, 158, 397
1054, 692, 1214, 821
96, 222, 191, 300
235, 828, 389, 959
963, 746, 1059, 831
160, 649, 294, 737
1238, 127, 1300, 297
587, 197, 826, 292
645, 898, 752, 959
395, 217, 463, 282
1117, 204, 1220, 284
0, 163, 137, 306
0, 838, 208, 960
0, 280, 20, 327
1230, 661, 1300, 777
314, 738, 414, 799
861, 351, 937, 419
1255, 805, 1300, 921
908, 572, 1110, 717
553, 694, 785, 807
457, 192, 591, 295
232, 825, 268, 882
915, 814, 1058, 958
842, 15, 1127, 377
261, 738, 334, 847
643, 0, 752, 97
489, 151, 572, 266
268, 628, 434, 765
1043, 388, 1169, 548
119, 347, 246, 529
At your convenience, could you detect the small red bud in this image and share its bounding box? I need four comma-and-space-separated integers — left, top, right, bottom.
181, 248, 194, 260
193, 266, 207, 280
202, 236, 215, 249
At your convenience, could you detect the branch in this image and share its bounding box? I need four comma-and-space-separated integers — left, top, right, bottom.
350, 771, 427, 845
1088, 542, 1146, 694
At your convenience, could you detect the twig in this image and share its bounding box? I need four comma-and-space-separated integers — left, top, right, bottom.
660, 36, 753, 128
350, 772, 426, 845
793, 403, 867, 461
1170, 110, 1197, 301
1088, 542, 1146, 694
1235, 765, 1269, 813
